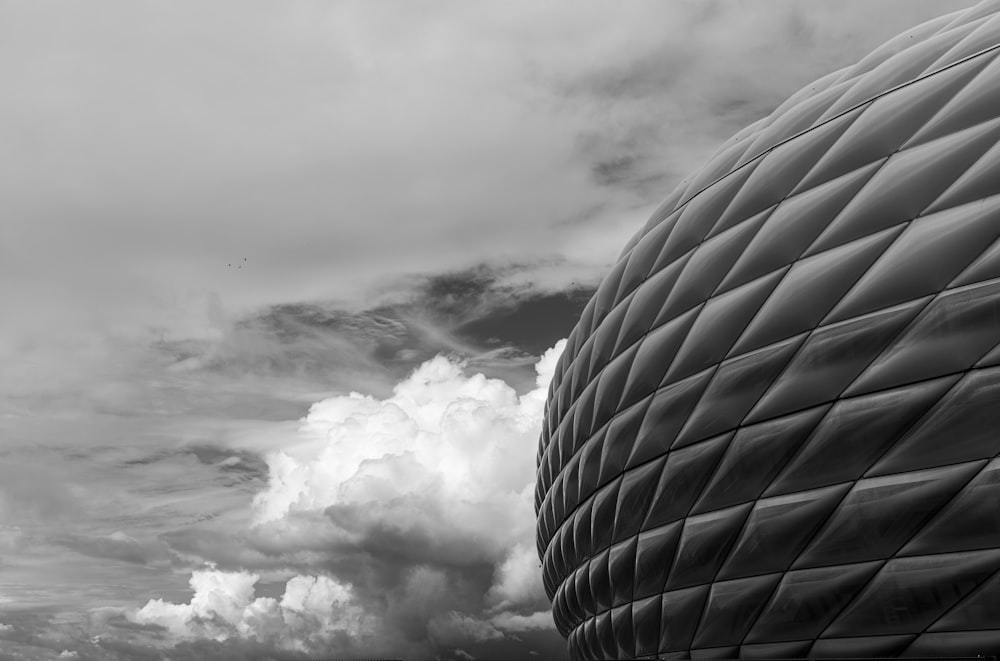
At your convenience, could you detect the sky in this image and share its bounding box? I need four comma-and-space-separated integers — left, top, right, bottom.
0, 1, 980, 659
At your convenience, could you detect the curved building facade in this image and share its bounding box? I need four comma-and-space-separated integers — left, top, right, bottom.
536, 2, 1000, 659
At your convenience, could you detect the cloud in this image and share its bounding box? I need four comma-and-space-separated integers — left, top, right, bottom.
129, 568, 372, 652
129, 341, 566, 656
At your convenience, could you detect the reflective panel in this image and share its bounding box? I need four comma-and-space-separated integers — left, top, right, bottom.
588, 548, 612, 614
598, 393, 649, 488
595, 609, 616, 661
718, 483, 852, 580
691, 405, 829, 516
929, 569, 1000, 631
766, 375, 960, 496
659, 585, 710, 653
609, 537, 638, 607
719, 161, 882, 293
641, 435, 731, 531
665, 503, 754, 590
719, 101, 863, 208
664, 269, 787, 383
632, 595, 662, 657
633, 521, 682, 600
731, 226, 903, 355
928, 147, 1000, 214
624, 368, 714, 470
746, 561, 881, 644
847, 281, 1000, 394
818, 45, 992, 173
654, 164, 760, 276
870, 367, 1000, 475
905, 630, 1000, 658
807, 117, 1000, 255
617, 306, 700, 413
739, 640, 812, 660
952, 224, 1000, 288
749, 298, 926, 421
692, 573, 782, 647
611, 603, 634, 659
673, 334, 804, 448
908, 50, 1000, 145
657, 214, 766, 327
808, 634, 916, 658
613, 457, 667, 544
828, 195, 1000, 322
794, 462, 984, 568
589, 476, 623, 554
825, 550, 1000, 636
902, 457, 1000, 556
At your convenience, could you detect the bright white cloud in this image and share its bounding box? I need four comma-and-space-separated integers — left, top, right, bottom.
251, 341, 564, 554
129, 567, 371, 650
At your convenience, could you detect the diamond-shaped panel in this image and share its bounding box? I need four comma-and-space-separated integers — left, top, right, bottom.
538, 4, 1000, 658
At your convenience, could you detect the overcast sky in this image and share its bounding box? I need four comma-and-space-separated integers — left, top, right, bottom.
0, 1, 979, 659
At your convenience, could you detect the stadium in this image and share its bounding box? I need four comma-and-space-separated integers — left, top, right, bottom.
536, 1, 1000, 658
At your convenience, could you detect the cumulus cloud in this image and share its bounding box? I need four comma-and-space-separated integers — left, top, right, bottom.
129, 568, 371, 652
123, 341, 565, 655
248, 341, 566, 647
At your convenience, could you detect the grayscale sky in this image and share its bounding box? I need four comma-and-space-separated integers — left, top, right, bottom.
0, 1, 975, 659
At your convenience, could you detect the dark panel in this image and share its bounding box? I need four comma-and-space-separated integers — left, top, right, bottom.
808, 634, 916, 658
929, 568, 1000, 631
659, 585, 711, 653
692, 405, 829, 516
617, 307, 700, 416
730, 225, 903, 355
739, 640, 812, 660
664, 269, 787, 383
665, 502, 753, 590
690, 645, 739, 659
633, 594, 662, 657
828, 194, 1000, 322
594, 345, 642, 440
642, 435, 732, 531
613, 456, 668, 545
633, 521, 683, 600
692, 573, 782, 648
824, 549, 1000, 636
673, 334, 805, 449
903, 457, 1000, 556
587, 548, 612, 614
595, 608, 617, 661
710, 106, 864, 235
608, 536, 638, 607
625, 369, 715, 471
653, 162, 761, 275
869, 367, 1000, 475
905, 629, 1000, 656
718, 483, 852, 581
806, 117, 1000, 255
794, 462, 983, 568
611, 602, 634, 659
765, 375, 959, 496
589, 476, 623, 554
745, 561, 881, 644
598, 393, 650, 490
748, 297, 926, 422
718, 161, 883, 293
615, 249, 692, 358
656, 211, 767, 326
